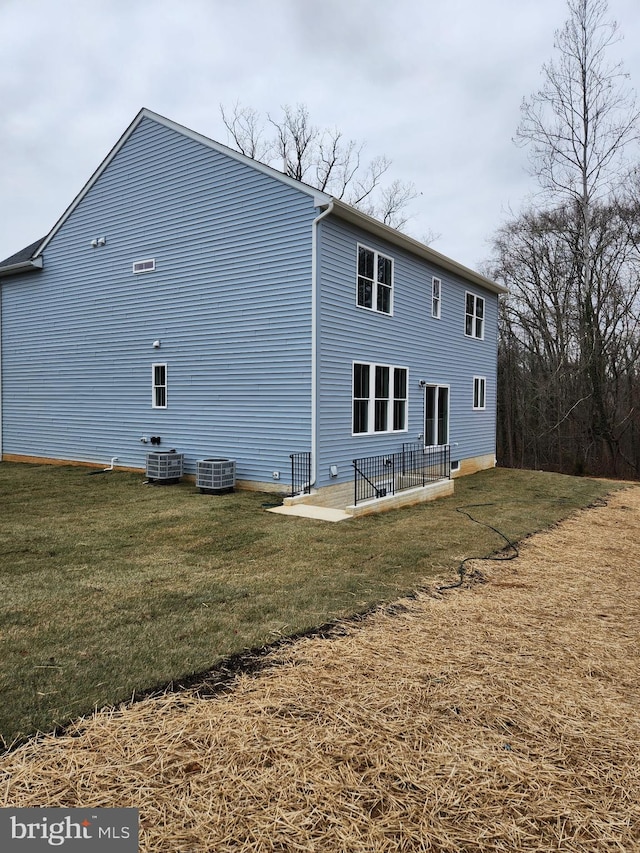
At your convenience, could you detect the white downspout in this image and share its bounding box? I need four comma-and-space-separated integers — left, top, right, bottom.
310, 199, 334, 488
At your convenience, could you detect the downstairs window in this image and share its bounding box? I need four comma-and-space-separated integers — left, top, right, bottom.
353, 362, 407, 434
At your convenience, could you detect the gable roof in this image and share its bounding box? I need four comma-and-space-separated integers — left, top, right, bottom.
329, 200, 505, 294
31, 108, 331, 261
0, 109, 505, 294
0, 237, 45, 278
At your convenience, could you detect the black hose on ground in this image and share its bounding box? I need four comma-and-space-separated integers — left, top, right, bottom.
438, 503, 519, 591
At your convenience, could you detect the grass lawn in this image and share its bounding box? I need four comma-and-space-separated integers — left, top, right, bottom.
0, 461, 621, 747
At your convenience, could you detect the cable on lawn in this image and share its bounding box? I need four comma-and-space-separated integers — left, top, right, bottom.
438, 502, 519, 591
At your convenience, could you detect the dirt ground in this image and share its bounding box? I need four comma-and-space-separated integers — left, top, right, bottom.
2, 488, 640, 852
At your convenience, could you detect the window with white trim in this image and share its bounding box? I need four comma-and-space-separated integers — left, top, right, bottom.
353, 362, 407, 434
465, 292, 484, 339
357, 246, 393, 314
152, 363, 167, 408
432, 277, 441, 319
133, 259, 156, 274
473, 376, 486, 410
424, 384, 449, 446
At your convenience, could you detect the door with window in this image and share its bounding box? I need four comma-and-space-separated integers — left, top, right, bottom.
424, 384, 449, 446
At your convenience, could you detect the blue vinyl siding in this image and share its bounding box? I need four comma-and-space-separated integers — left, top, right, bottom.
315, 216, 498, 487
1, 117, 317, 482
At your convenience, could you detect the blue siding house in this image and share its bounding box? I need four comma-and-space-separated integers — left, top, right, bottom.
0, 109, 506, 509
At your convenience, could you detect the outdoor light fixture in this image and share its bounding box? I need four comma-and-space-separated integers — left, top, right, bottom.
152, 340, 161, 349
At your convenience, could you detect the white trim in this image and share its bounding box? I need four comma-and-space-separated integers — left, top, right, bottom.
432, 276, 441, 319
332, 199, 506, 296
473, 376, 487, 410
34, 108, 331, 260
35, 113, 148, 258
0, 256, 43, 279
352, 361, 409, 436
464, 291, 485, 340
356, 243, 394, 316
152, 362, 167, 409
133, 258, 156, 274
147, 110, 330, 204
26, 108, 505, 298
423, 383, 450, 447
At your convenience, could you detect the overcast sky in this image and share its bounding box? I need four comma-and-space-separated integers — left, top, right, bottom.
1, 0, 639, 271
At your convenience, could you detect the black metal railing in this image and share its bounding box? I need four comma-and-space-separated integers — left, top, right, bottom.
290, 452, 312, 496
353, 444, 450, 505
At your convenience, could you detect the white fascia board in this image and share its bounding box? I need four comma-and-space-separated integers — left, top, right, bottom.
33, 108, 333, 260
27, 108, 503, 298
144, 109, 332, 205
34, 109, 150, 257
329, 200, 507, 296
0, 256, 43, 279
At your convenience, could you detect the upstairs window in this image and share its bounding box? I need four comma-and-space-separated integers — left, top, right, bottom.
353, 362, 407, 434
152, 363, 167, 408
357, 246, 393, 315
465, 292, 485, 339
432, 277, 441, 319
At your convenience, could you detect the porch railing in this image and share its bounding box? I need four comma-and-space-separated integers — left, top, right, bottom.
289, 452, 312, 496
353, 444, 450, 505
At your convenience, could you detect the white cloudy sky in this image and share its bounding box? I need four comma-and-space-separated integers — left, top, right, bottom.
1, 0, 639, 271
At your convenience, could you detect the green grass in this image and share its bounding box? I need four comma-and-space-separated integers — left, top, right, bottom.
0, 462, 622, 747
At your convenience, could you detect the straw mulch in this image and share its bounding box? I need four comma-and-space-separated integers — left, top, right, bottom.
2, 489, 640, 852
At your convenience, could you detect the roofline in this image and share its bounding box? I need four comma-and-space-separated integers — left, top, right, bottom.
25, 108, 504, 294
144, 109, 331, 206
329, 200, 507, 295
33, 108, 331, 258
0, 256, 43, 279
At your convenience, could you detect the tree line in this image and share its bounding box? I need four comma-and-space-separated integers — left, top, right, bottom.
489, 0, 640, 478
220, 0, 639, 479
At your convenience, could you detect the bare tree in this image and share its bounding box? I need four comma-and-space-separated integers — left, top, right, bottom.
517, 0, 638, 208
495, 0, 640, 477
493, 201, 640, 475
220, 102, 272, 162
220, 102, 418, 231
